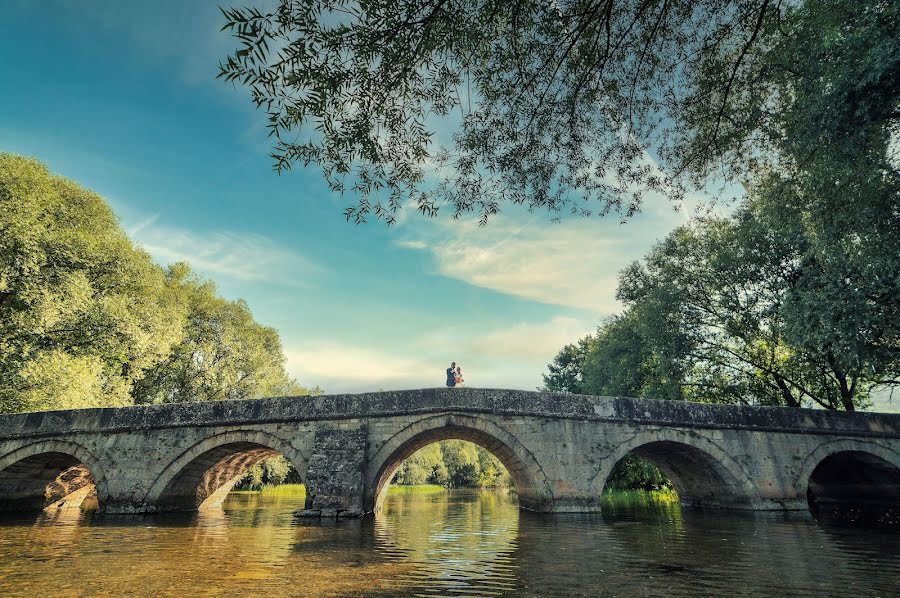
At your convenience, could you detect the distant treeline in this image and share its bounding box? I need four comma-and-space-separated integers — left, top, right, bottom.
391, 440, 511, 488
0, 154, 321, 414
233, 441, 512, 492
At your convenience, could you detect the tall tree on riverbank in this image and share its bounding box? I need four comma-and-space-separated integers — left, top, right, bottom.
0, 154, 314, 414
0, 154, 184, 413
545, 186, 899, 410
131, 263, 301, 404
542, 0, 899, 410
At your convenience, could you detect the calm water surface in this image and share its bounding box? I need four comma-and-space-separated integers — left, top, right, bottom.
0, 490, 897, 597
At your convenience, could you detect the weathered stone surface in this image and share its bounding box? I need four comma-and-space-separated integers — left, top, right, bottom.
0, 388, 897, 516
304, 427, 367, 516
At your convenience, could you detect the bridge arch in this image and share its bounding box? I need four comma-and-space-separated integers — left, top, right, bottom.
144, 429, 308, 511
0, 440, 108, 512
797, 439, 900, 516
592, 429, 760, 509
366, 413, 553, 512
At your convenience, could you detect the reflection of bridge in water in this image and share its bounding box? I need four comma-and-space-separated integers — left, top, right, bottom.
0, 388, 897, 517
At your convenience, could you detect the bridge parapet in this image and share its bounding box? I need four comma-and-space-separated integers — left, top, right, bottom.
0, 388, 896, 440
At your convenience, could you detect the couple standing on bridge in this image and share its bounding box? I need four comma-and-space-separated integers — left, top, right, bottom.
445, 362, 465, 388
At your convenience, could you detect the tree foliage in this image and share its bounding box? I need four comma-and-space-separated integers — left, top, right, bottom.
542, 0, 899, 411
605, 455, 672, 492
0, 154, 316, 414
545, 185, 899, 410
216, 0, 771, 223
218, 0, 897, 225
131, 263, 301, 404
234, 455, 302, 490
393, 440, 511, 488
0, 154, 183, 412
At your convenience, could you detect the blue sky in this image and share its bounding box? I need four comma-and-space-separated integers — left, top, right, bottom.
0, 1, 727, 393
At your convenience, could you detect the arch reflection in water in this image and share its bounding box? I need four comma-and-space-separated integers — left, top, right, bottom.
2, 489, 900, 596
375, 488, 520, 596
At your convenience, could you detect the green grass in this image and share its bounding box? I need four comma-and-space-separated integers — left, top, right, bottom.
261, 483, 306, 498
601, 488, 679, 505
230, 484, 307, 498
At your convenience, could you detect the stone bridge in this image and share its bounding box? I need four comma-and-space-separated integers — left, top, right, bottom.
0, 388, 898, 517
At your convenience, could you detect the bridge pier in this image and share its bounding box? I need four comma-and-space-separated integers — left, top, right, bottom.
300, 426, 367, 517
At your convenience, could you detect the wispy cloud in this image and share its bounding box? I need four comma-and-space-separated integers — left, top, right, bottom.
395, 212, 672, 313
469, 316, 593, 360
133, 224, 319, 286
285, 315, 593, 393
285, 344, 436, 391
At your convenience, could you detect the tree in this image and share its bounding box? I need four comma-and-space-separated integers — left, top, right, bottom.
541, 336, 594, 394
605, 455, 672, 492
392, 441, 510, 488
131, 263, 299, 404
546, 188, 898, 410
217, 0, 897, 225
394, 442, 445, 485
0, 154, 183, 413
441, 440, 482, 487
234, 455, 295, 490
0, 154, 318, 413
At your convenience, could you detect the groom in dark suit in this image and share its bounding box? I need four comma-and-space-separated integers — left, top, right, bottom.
446, 362, 456, 387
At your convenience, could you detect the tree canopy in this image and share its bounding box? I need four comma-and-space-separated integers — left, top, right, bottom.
393, 440, 511, 488
218, 0, 898, 224
0, 154, 317, 414
544, 179, 899, 410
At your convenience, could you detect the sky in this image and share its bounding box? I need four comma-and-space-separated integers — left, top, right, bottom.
2, 1, 894, 409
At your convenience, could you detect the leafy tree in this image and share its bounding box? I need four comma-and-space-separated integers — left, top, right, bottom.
216, 0, 783, 223
477, 448, 511, 488
234, 455, 295, 490
131, 263, 300, 404
0, 154, 317, 413
394, 443, 446, 485
582, 311, 686, 401
546, 189, 898, 410
0, 154, 183, 413
541, 336, 594, 394
393, 441, 510, 488
605, 455, 671, 492
440, 440, 481, 487
217, 0, 897, 225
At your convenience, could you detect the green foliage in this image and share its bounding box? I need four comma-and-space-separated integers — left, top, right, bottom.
217, 0, 817, 224
547, 189, 898, 411
0, 154, 184, 413
233, 455, 299, 490
131, 263, 297, 404
605, 455, 672, 492
541, 337, 594, 394
0, 154, 315, 414
544, 0, 900, 413
392, 441, 511, 489
393, 443, 447, 486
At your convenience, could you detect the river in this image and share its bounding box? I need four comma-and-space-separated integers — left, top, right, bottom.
0, 489, 897, 596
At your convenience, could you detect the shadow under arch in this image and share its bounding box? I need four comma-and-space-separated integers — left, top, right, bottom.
593, 430, 760, 509
798, 439, 900, 519
144, 429, 308, 512
366, 413, 553, 513
0, 440, 108, 512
